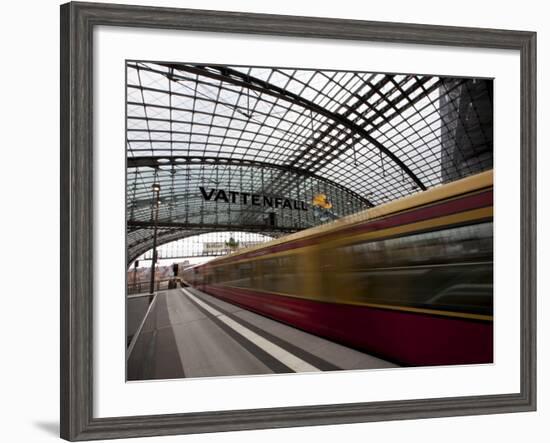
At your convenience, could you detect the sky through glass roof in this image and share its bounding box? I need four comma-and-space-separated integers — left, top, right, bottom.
126, 61, 493, 264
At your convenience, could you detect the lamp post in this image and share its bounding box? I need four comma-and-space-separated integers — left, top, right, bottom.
149, 182, 161, 301
133, 260, 139, 294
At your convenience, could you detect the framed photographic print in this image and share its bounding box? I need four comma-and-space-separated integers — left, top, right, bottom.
60, 1, 537, 441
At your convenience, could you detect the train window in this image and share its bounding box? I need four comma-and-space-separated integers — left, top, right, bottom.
344, 222, 493, 268
226, 262, 253, 287
329, 222, 493, 316
254, 255, 303, 296
213, 265, 228, 284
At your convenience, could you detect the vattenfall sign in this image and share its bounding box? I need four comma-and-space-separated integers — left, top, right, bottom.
199, 187, 308, 211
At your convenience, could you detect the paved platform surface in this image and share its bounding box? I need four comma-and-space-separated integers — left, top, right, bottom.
127, 287, 397, 380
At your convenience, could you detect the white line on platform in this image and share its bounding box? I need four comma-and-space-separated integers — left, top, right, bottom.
180, 288, 320, 373
126, 293, 158, 362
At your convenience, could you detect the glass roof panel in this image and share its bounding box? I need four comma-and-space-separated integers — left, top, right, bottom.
126, 61, 493, 263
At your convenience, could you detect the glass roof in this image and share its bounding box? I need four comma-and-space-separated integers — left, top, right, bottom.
126, 61, 493, 264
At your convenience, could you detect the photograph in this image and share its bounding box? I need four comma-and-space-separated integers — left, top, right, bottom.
0, 0, 544, 440
42, 0, 540, 441
125, 60, 494, 381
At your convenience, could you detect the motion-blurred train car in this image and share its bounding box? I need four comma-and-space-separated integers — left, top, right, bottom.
183, 170, 493, 367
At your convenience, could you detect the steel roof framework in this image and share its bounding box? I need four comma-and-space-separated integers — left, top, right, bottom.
126, 61, 493, 264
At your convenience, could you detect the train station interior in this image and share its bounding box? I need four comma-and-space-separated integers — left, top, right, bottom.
125, 61, 494, 380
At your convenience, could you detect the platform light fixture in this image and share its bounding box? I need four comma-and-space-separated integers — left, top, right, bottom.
149, 182, 161, 299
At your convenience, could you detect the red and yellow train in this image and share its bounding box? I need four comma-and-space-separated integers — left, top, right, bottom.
183, 170, 493, 367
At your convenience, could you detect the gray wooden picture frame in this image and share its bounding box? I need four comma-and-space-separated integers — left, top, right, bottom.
60, 1, 537, 441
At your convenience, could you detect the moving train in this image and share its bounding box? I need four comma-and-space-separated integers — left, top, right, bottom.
183, 170, 493, 367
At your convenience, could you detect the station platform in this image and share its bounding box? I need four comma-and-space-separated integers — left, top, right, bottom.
127, 286, 396, 380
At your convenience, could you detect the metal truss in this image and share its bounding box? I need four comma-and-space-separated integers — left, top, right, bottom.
126, 61, 493, 264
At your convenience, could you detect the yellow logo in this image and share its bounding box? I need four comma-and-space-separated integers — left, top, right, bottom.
312, 193, 332, 209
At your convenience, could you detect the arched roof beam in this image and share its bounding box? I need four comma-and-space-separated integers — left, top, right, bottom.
158, 63, 427, 191
127, 228, 283, 266
128, 221, 298, 232
128, 228, 209, 265
127, 155, 373, 207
